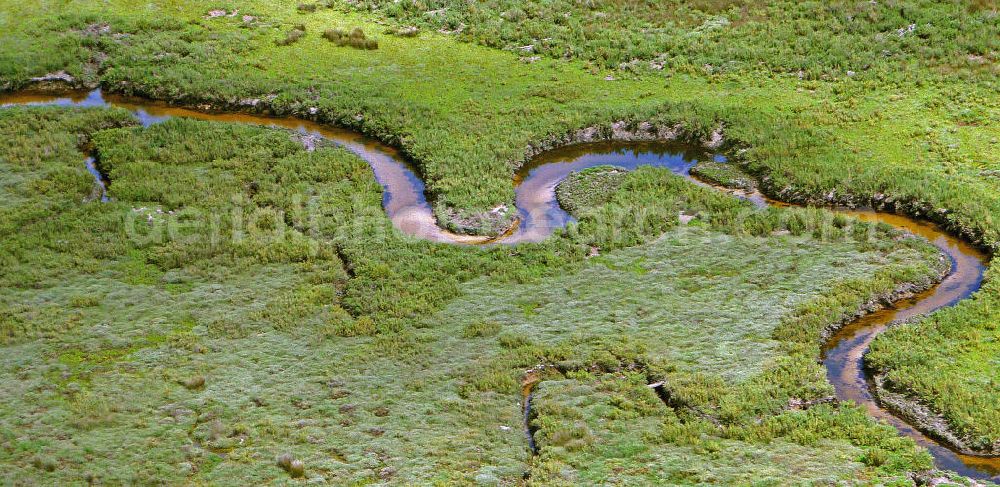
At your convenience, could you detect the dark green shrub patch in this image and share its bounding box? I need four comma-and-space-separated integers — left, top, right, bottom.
322, 27, 377, 49
276, 28, 306, 46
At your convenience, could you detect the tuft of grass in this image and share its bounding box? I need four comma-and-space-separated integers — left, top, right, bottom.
31, 455, 58, 472
555, 165, 629, 215
69, 294, 102, 308
690, 160, 755, 191
330, 315, 377, 337
182, 375, 205, 390
497, 331, 532, 349
276, 454, 305, 477
462, 321, 502, 338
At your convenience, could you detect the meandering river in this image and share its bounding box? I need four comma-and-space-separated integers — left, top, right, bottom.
2, 89, 996, 481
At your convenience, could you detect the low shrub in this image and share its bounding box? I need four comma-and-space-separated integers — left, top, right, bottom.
276, 453, 305, 477
386, 25, 419, 37
182, 375, 206, 390
69, 295, 101, 308
321, 28, 346, 42
276, 28, 305, 46
330, 315, 377, 337
462, 321, 501, 338
322, 27, 378, 49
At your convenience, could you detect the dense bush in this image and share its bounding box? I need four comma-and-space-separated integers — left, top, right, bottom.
322, 27, 378, 49
276, 27, 306, 46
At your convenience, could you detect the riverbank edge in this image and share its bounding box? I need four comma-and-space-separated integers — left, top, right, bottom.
1, 79, 518, 235
871, 371, 1000, 457
756, 176, 998, 255
816, 249, 952, 345
756, 173, 1000, 458
758, 169, 1000, 458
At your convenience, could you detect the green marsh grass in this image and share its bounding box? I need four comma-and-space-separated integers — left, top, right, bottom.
2, 0, 1000, 478
0, 108, 945, 483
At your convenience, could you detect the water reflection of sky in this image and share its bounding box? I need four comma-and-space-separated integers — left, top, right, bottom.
0, 89, 104, 108
133, 108, 172, 126
512, 143, 728, 241
530, 147, 698, 176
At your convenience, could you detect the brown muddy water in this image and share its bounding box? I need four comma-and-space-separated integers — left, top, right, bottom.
822, 211, 996, 479
2, 89, 996, 481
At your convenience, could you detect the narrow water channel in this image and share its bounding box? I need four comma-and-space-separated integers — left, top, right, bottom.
2, 89, 996, 481
822, 211, 996, 479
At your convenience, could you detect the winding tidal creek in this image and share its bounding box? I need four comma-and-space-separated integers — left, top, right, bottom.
3, 89, 996, 481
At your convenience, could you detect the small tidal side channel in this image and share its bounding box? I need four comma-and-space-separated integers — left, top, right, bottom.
2, 89, 996, 481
